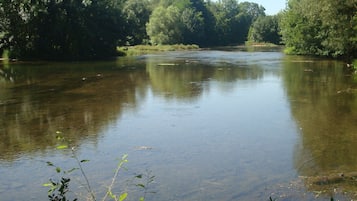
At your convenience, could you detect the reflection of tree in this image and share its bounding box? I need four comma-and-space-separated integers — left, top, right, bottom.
212, 64, 264, 82
0, 60, 149, 161
146, 55, 265, 100
0, 64, 15, 83
146, 59, 209, 101
283, 57, 357, 194
0, 52, 271, 162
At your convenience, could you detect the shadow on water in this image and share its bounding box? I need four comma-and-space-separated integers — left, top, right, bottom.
0, 59, 150, 161
282, 55, 357, 199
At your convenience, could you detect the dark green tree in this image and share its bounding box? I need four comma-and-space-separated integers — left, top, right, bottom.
181, 7, 205, 44
248, 15, 281, 44
122, 0, 151, 45
0, 0, 127, 60
206, 0, 265, 45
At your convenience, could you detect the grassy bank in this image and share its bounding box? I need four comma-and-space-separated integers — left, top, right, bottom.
117, 44, 200, 56
245, 41, 280, 47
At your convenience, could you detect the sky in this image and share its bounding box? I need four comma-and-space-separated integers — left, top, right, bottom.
246, 0, 287, 15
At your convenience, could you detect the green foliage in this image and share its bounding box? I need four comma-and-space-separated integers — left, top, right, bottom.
135, 170, 156, 201
44, 133, 154, 201
248, 15, 281, 45
353, 60, 357, 70
146, 0, 266, 46
118, 44, 199, 55
0, 0, 126, 60
280, 0, 357, 59
122, 0, 151, 45
207, 0, 265, 45
146, 5, 182, 45
0, 0, 273, 59
45, 177, 77, 201
44, 134, 126, 201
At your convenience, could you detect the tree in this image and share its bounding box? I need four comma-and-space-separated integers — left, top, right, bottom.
280, 0, 357, 59
248, 15, 281, 44
146, 5, 182, 45
206, 0, 266, 45
236, 2, 266, 43
122, 0, 151, 45
181, 7, 205, 44
210, 0, 240, 44
0, 0, 127, 60
146, 0, 208, 46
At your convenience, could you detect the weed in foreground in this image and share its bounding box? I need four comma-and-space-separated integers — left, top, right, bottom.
44, 132, 153, 201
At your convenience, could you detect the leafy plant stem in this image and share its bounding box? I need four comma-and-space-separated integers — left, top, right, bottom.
71, 148, 96, 201
101, 154, 128, 201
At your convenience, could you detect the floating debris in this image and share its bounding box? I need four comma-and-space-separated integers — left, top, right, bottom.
134, 146, 153, 151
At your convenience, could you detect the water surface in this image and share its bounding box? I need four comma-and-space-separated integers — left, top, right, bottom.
1, 49, 357, 200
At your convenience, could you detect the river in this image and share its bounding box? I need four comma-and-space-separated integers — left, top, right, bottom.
1, 48, 357, 201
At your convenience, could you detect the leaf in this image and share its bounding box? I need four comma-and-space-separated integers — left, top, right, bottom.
135, 174, 143, 179
149, 176, 155, 182
42, 183, 54, 187
56, 145, 68, 150
65, 168, 78, 173
121, 154, 128, 161
136, 184, 145, 188
108, 191, 117, 199
119, 192, 128, 201
46, 161, 54, 167
56, 167, 61, 173
139, 196, 145, 201
80, 159, 90, 163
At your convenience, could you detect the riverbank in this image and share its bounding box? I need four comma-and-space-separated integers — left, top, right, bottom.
244, 41, 279, 47
117, 44, 200, 56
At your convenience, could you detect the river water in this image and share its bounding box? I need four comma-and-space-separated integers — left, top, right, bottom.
1, 48, 357, 201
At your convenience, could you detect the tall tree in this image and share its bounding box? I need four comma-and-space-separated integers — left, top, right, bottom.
146, 5, 182, 45
209, 0, 265, 45
280, 0, 357, 59
248, 15, 281, 44
0, 0, 127, 60
146, 0, 209, 45
122, 0, 151, 45
181, 7, 205, 44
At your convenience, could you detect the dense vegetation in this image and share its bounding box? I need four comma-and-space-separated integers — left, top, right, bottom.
248, 15, 281, 45
0, 0, 268, 60
280, 0, 357, 60
0, 0, 356, 60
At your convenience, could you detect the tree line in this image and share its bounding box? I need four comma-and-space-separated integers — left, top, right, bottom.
280, 0, 357, 60
0, 0, 356, 60
0, 0, 272, 60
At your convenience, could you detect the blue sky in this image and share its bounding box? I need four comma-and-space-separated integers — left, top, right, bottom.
246, 0, 287, 15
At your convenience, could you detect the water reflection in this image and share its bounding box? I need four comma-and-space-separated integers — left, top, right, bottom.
145, 51, 269, 100
0, 52, 272, 162
1, 50, 357, 200
0, 60, 149, 161
283, 56, 357, 196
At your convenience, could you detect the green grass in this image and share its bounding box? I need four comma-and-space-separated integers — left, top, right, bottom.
245, 41, 279, 47
117, 44, 200, 56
